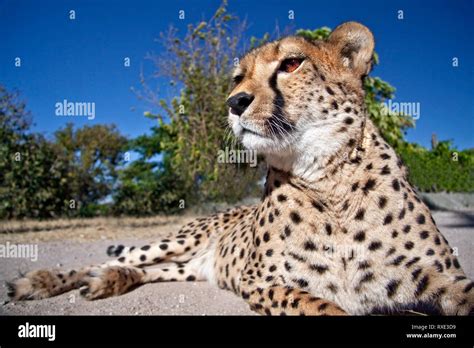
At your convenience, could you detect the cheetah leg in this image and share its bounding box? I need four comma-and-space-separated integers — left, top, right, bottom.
79, 263, 203, 300
241, 285, 347, 316
6, 223, 212, 301
7, 207, 249, 301
104, 208, 247, 267
432, 275, 474, 315
6, 268, 89, 301
7, 261, 204, 301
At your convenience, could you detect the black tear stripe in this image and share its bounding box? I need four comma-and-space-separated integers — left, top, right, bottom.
267, 70, 295, 137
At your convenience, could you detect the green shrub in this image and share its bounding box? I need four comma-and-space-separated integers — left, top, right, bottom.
398, 141, 474, 192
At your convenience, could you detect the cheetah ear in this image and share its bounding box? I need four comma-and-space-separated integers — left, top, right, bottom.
327, 22, 375, 77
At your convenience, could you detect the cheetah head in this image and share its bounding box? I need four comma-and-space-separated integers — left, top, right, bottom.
227, 22, 375, 177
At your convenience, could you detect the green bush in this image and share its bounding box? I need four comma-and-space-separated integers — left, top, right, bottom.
399, 141, 474, 192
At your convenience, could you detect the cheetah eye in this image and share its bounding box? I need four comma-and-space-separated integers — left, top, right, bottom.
233, 75, 244, 85
279, 58, 304, 73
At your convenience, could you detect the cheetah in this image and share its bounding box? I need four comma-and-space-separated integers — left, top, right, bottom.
7, 21, 473, 316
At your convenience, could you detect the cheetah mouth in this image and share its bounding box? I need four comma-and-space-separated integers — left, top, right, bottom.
241, 126, 265, 138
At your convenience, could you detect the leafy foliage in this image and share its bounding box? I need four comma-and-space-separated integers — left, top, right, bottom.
398, 141, 474, 193
0, 86, 127, 219
121, 0, 263, 210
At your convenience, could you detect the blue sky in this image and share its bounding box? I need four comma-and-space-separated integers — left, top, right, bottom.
1, 0, 473, 149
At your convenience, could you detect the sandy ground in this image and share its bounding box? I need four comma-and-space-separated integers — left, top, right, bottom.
0, 211, 472, 315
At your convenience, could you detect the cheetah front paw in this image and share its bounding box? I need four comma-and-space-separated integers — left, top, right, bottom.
79, 266, 142, 300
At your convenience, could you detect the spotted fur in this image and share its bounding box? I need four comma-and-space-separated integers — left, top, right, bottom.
7, 22, 473, 316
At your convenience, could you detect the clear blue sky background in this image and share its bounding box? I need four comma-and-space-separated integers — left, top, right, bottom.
1, 0, 473, 149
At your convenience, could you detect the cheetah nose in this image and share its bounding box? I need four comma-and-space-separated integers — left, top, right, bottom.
226, 92, 254, 116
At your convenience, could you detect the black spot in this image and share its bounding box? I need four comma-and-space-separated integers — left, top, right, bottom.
310, 264, 328, 274
366, 163, 373, 170
434, 236, 441, 245
417, 214, 426, 225
354, 231, 366, 242
268, 213, 274, 223
141, 245, 150, 251
351, 182, 359, 191
355, 208, 365, 220
259, 217, 265, 227
331, 100, 338, 110
284, 225, 292, 237
274, 180, 281, 187
326, 86, 335, 95
380, 165, 391, 175
386, 247, 396, 256
408, 201, 414, 211
391, 230, 398, 238
426, 248, 435, 256
344, 107, 352, 113
445, 258, 452, 269
304, 240, 317, 251
318, 303, 328, 311
348, 138, 356, 147
463, 282, 474, 293
118, 257, 125, 263
263, 232, 270, 242
411, 268, 422, 280
344, 117, 354, 125
383, 213, 393, 225
359, 272, 375, 284
312, 200, 325, 212
358, 261, 371, 270
290, 211, 301, 224
362, 179, 376, 194
392, 179, 400, 191
269, 265, 277, 272
380, 153, 391, 160
284, 261, 292, 271
327, 283, 338, 293
403, 225, 411, 233
398, 208, 406, 220
415, 275, 430, 297
159, 244, 168, 250
405, 241, 414, 250
391, 255, 406, 266
405, 257, 420, 268
434, 260, 444, 273
453, 258, 461, 269
140, 254, 146, 262
266, 249, 274, 257
386, 279, 401, 298
368, 241, 382, 251
295, 278, 309, 288
419, 231, 429, 239
277, 194, 287, 202
378, 196, 388, 209
325, 223, 332, 236
342, 200, 349, 211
